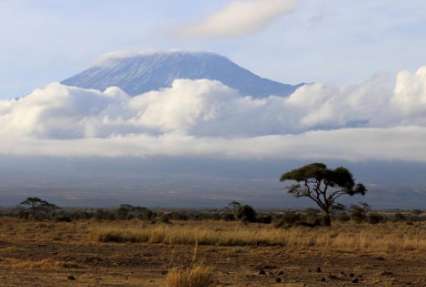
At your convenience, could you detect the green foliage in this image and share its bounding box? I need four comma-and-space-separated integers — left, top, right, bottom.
19, 197, 59, 220
53, 210, 73, 222
236, 205, 257, 223
157, 213, 171, 224
336, 212, 351, 222
367, 212, 385, 224
95, 209, 117, 220
274, 212, 303, 228
228, 201, 257, 223
256, 214, 273, 224
394, 212, 407, 221
117, 204, 155, 220
221, 213, 235, 221
274, 211, 323, 228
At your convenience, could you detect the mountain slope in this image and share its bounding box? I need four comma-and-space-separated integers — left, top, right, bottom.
62, 51, 303, 97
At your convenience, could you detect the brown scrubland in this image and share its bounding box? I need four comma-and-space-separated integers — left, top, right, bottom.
0, 210, 426, 286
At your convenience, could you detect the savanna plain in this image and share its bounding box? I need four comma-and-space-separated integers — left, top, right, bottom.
0, 209, 426, 287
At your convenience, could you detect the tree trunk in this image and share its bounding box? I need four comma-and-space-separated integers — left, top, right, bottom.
323, 212, 332, 227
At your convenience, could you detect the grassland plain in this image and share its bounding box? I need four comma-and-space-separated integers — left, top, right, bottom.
0, 218, 425, 286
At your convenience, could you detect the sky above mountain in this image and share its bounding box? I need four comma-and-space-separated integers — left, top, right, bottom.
1, 0, 426, 207
1, 0, 426, 99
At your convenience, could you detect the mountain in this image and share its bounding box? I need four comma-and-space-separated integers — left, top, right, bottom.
62, 51, 303, 97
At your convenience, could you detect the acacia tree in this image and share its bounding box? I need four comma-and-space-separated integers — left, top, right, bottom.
20, 197, 58, 219
280, 163, 367, 226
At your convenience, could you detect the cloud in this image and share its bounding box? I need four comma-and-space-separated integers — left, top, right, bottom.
180, 0, 297, 38
392, 66, 426, 122
1, 65, 426, 161
2, 127, 426, 162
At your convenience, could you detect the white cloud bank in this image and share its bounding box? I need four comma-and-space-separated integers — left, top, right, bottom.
181, 0, 297, 38
1, 66, 426, 161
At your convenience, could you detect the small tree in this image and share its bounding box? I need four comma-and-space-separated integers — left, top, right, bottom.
227, 201, 257, 223
280, 163, 367, 226
19, 197, 58, 219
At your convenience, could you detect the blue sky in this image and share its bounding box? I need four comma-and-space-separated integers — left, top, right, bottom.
1, 0, 426, 99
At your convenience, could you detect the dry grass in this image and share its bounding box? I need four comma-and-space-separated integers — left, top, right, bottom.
5, 258, 65, 270
166, 265, 214, 287
1, 218, 426, 286
93, 222, 426, 253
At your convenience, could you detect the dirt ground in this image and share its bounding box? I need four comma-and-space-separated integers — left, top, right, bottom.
0, 218, 425, 287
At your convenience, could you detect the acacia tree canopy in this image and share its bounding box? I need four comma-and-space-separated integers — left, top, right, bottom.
280, 163, 367, 226
20, 197, 58, 219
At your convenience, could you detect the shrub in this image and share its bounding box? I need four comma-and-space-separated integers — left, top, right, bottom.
394, 212, 406, 222
350, 204, 369, 223
116, 204, 155, 220
235, 205, 257, 223
158, 213, 171, 224
95, 209, 116, 221
227, 202, 257, 223
336, 212, 351, 222
412, 209, 423, 216
53, 211, 73, 222
168, 212, 189, 221
256, 215, 272, 224
274, 212, 303, 228
303, 209, 323, 226
166, 266, 214, 287
133, 207, 153, 220
221, 213, 235, 221
367, 212, 385, 224
117, 204, 134, 220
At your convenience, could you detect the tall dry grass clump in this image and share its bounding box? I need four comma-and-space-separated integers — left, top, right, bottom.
166, 265, 214, 287
92, 221, 426, 253
94, 224, 289, 246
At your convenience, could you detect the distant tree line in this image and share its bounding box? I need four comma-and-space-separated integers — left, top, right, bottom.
0, 196, 424, 227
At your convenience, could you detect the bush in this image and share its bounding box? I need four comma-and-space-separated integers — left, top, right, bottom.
394, 212, 406, 222
168, 212, 189, 221
221, 213, 235, 221
412, 209, 423, 216
95, 209, 116, 221
235, 205, 257, 223
367, 212, 385, 224
157, 213, 171, 224
116, 204, 155, 220
53, 211, 73, 222
303, 209, 323, 226
335, 211, 351, 222
227, 202, 257, 223
274, 212, 303, 228
136, 207, 156, 220
350, 204, 368, 223
256, 215, 272, 224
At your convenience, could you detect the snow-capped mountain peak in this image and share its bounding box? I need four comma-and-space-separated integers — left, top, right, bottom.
62, 51, 303, 97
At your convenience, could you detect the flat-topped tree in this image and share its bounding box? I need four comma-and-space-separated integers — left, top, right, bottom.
280, 163, 367, 226
20, 197, 58, 219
